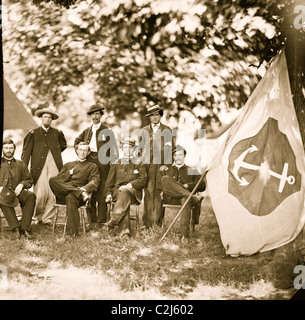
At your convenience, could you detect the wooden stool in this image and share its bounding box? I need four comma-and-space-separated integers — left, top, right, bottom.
52, 204, 89, 236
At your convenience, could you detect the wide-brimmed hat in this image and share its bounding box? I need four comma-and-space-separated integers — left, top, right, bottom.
121, 137, 136, 147
145, 104, 164, 117
0, 187, 19, 208
172, 145, 187, 155
35, 108, 59, 120
87, 104, 105, 115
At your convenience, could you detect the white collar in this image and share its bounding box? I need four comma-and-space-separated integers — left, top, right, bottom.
173, 162, 184, 168
152, 122, 160, 128
41, 125, 50, 132
77, 158, 87, 162
92, 123, 101, 130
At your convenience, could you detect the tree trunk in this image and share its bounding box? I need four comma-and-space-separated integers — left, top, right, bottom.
283, 0, 305, 149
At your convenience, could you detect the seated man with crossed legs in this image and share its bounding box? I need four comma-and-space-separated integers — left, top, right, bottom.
49, 142, 100, 236
103, 137, 147, 237
159, 145, 206, 240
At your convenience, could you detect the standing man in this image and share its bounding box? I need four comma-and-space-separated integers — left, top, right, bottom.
74, 104, 119, 226
159, 145, 205, 240
0, 139, 36, 239
21, 108, 67, 225
103, 137, 147, 237
49, 142, 100, 236
137, 104, 176, 228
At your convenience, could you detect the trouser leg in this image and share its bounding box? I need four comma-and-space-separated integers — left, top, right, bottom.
192, 202, 201, 225
49, 176, 83, 200
112, 188, 138, 236
179, 196, 192, 237
96, 179, 108, 223
143, 164, 162, 227
18, 190, 36, 231
161, 176, 194, 237
65, 193, 81, 234
0, 205, 19, 230
89, 178, 108, 223
161, 175, 191, 198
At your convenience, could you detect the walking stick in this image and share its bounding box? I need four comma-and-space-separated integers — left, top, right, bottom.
159, 170, 207, 243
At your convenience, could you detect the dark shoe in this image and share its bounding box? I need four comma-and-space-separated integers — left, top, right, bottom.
102, 220, 116, 229
43, 222, 53, 228
23, 230, 34, 239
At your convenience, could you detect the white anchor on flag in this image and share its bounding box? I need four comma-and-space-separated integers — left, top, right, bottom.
232, 145, 296, 193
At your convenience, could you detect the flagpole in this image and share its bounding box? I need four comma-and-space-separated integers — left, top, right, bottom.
159, 170, 207, 243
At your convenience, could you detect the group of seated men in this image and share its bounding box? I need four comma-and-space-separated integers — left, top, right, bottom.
0, 104, 205, 240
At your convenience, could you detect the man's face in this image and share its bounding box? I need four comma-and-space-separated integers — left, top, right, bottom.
149, 113, 162, 125
173, 150, 185, 166
122, 143, 133, 157
77, 145, 90, 160
2, 144, 15, 159
90, 111, 102, 125
41, 113, 53, 128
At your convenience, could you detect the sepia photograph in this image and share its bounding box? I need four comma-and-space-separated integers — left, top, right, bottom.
1, 0, 305, 304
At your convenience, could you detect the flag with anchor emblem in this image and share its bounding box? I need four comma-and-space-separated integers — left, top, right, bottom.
206, 51, 305, 256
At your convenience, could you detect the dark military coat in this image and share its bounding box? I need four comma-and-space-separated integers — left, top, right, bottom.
105, 158, 147, 202
21, 127, 67, 184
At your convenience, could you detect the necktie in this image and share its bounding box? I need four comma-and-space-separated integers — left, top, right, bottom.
152, 124, 159, 134
89, 125, 99, 152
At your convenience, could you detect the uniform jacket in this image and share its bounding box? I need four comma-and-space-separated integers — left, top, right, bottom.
158, 164, 206, 193
105, 158, 147, 202
138, 123, 176, 166
21, 127, 67, 184
56, 160, 100, 194
0, 158, 33, 190
74, 123, 119, 169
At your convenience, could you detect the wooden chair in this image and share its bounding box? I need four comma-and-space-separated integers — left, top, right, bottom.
52, 201, 91, 237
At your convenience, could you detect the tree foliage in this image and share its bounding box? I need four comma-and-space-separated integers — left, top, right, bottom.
3, 0, 303, 132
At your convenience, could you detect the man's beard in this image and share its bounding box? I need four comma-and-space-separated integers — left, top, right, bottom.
3, 151, 14, 159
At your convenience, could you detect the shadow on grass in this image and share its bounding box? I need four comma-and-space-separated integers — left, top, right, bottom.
0, 196, 303, 299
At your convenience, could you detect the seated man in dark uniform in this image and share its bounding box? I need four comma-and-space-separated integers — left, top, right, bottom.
103, 137, 147, 237
49, 142, 100, 236
159, 145, 206, 239
0, 138, 36, 239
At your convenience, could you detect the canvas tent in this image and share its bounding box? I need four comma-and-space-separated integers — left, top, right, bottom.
3, 79, 37, 131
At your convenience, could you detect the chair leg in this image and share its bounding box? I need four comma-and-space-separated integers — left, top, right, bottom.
135, 206, 140, 232
190, 208, 195, 232
52, 207, 59, 233
80, 208, 86, 234
63, 214, 68, 237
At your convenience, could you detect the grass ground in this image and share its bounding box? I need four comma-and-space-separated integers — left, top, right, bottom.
0, 195, 304, 300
